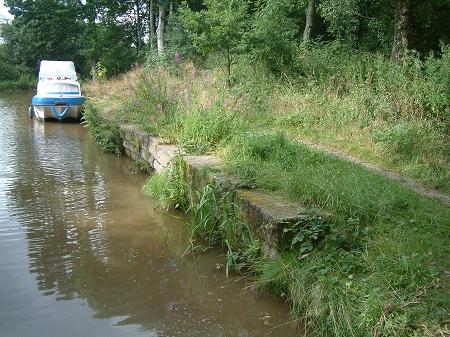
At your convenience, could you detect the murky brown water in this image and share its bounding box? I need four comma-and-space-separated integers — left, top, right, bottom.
0, 91, 297, 337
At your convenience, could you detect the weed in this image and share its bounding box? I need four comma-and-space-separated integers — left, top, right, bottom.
281, 209, 326, 256
184, 184, 261, 275
177, 103, 242, 154
224, 130, 450, 336
185, 185, 219, 253
0, 73, 35, 91
131, 160, 152, 174
86, 47, 450, 336
81, 102, 122, 154
143, 156, 188, 210
144, 173, 173, 207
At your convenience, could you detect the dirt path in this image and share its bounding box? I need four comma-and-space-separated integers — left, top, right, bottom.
297, 139, 450, 206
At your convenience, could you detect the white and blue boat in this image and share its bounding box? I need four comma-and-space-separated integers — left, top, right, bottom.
30, 60, 85, 121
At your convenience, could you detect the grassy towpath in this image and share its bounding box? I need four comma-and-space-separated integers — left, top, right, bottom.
293, 137, 450, 206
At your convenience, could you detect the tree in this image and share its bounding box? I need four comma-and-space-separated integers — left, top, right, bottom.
303, 0, 315, 43
4, 0, 83, 68
134, 0, 144, 52
180, 0, 248, 86
391, 0, 410, 61
317, 0, 360, 46
157, 0, 168, 54
246, 0, 298, 72
148, 0, 155, 48
79, 0, 137, 78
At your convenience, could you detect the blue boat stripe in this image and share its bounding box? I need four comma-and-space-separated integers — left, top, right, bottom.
31, 96, 85, 106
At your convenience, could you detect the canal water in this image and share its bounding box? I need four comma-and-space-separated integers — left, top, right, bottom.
0, 92, 297, 337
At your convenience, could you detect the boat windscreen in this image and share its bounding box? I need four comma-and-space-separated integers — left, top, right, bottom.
38, 60, 77, 81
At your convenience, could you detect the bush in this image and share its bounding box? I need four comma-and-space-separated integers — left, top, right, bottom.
299, 42, 449, 121
81, 103, 122, 154
245, 0, 299, 73
143, 173, 173, 206
224, 131, 450, 336
143, 158, 188, 210
0, 71, 35, 91
0, 60, 19, 81
177, 103, 242, 154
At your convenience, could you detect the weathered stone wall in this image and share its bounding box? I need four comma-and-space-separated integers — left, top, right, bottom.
119, 124, 311, 258
120, 125, 180, 173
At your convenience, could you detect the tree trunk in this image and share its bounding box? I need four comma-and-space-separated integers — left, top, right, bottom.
135, 0, 142, 52
157, 3, 165, 54
391, 0, 410, 62
148, 0, 154, 48
303, 0, 315, 44
91, 58, 97, 82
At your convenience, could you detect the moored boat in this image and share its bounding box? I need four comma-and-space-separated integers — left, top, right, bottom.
30, 60, 85, 121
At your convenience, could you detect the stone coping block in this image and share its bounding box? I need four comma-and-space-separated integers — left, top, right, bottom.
120, 124, 183, 173
234, 189, 308, 259
235, 189, 308, 225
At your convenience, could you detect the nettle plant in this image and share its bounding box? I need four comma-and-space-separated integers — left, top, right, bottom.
281, 208, 326, 256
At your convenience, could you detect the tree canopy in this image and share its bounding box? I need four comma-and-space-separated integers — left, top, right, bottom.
0, 0, 448, 79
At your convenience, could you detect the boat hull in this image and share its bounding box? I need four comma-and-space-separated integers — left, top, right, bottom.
32, 105, 83, 121
31, 95, 85, 121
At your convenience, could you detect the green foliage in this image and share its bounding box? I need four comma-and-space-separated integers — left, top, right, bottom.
281, 210, 326, 255
179, 0, 248, 83
298, 42, 449, 121
0, 42, 34, 90
270, 42, 450, 191
184, 184, 260, 276
143, 157, 189, 210
0, 51, 19, 81
245, 0, 299, 72
318, 0, 361, 45
176, 103, 241, 154
4, 0, 83, 68
92, 24, 136, 78
0, 72, 34, 91
3, 0, 138, 79
185, 185, 219, 252
179, 0, 248, 56
165, 12, 198, 61
122, 67, 178, 134
144, 173, 173, 206
225, 131, 403, 222
224, 131, 449, 336
81, 103, 122, 154
131, 160, 153, 173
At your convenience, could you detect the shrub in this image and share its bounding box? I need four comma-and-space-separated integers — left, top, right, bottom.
177, 103, 241, 154
143, 173, 173, 206
143, 158, 188, 210
224, 131, 450, 336
81, 103, 122, 154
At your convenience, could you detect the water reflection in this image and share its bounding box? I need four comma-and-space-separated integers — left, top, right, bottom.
0, 92, 296, 337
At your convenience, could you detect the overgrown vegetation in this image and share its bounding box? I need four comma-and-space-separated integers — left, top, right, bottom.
86, 43, 450, 192
84, 39, 450, 334
81, 102, 122, 154
182, 185, 262, 277
143, 157, 189, 210
0, 45, 34, 90
59, 0, 450, 335
223, 131, 449, 334
142, 132, 449, 336
134, 114, 450, 337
